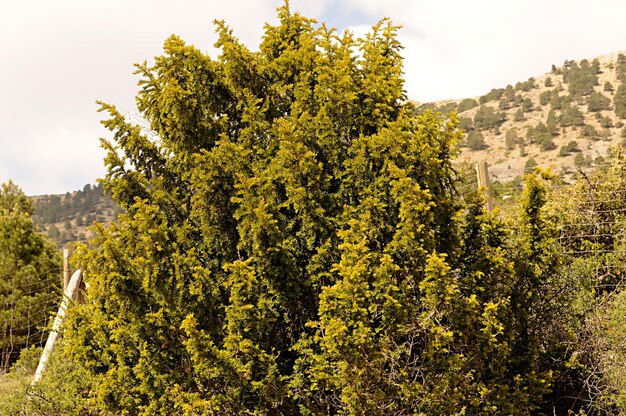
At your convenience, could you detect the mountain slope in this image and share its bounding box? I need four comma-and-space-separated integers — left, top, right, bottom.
418, 51, 626, 182
31, 183, 122, 247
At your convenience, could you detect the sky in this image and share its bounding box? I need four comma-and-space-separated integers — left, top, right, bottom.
3, 0, 626, 195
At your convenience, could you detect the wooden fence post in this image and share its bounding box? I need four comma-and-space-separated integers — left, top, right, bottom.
476, 161, 493, 212
62, 248, 70, 291
33, 269, 83, 384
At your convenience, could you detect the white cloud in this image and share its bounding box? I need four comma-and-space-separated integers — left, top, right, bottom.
4, 0, 626, 194
339, 0, 626, 101
0, 0, 278, 195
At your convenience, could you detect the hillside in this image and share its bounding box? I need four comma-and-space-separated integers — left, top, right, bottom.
30, 183, 122, 247
418, 51, 626, 182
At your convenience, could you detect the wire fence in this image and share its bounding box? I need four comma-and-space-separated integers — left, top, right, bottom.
456, 161, 626, 294
0, 267, 62, 373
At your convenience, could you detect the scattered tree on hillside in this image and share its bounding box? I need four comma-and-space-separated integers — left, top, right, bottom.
436, 101, 457, 114
539, 90, 552, 106
600, 115, 613, 128
588, 91, 611, 112
457, 98, 479, 112
560, 103, 585, 127
546, 110, 559, 136
466, 130, 488, 150
614, 84, 626, 119
473, 105, 506, 131
563, 60, 599, 97
524, 157, 537, 171
617, 54, 626, 82
550, 90, 568, 111
522, 97, 534, 112
515, 77, 536, 92
458, 115, 474, 132
505, 128, 519, 150
580, 124, 600, 141
558, 140, 580, 156
479, 88, 504, 104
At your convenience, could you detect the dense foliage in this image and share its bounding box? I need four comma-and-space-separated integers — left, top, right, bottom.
0, 182, 61, 373
9, 6, 626, 416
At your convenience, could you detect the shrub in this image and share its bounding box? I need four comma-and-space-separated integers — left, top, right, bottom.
588, 91, 611, 112
614, 84, 626, 118
563, 60, 599, 97
479, 88, 505, 104
505, 129, 519, 150
539, 90, 552, 106
559, 140, 580, 156
457, 98, 479, 113
473, 105, 506, 131
466, 130, 488, 150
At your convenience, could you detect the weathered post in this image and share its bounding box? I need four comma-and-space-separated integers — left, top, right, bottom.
62, 248, 70, 291
475, 161, 493, 212
32, 269, 82, 384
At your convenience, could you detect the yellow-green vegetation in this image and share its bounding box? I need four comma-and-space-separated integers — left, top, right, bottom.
0, 374, 27, 401
0, 182, 61, 373
7, 4, 626, 415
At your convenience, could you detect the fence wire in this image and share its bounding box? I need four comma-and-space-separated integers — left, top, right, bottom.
0, 266, 62, 373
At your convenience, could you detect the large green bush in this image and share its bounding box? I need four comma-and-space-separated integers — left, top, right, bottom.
22, 6, 604, 415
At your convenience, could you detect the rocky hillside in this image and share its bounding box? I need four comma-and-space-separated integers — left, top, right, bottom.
417, 51, 626, 182
31, 183, 122, 248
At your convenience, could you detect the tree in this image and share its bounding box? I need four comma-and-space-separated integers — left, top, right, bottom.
560, 103, 585, 127
563, 60, 598, 97
473, 105, 506, 131
516, 77, 536, 91
588, 91, 611, 112
34, 6, 590, 415
0, 181, 61, 372
539, 90, 552, 106
457, 98, 479, 112
479, 88, 505, 104
466, 130, 488, 150
524, 157, 538, 171
546, 110, 559, 135
558, 140, 580, 156
458, 115, 474, 132
505, 128, 519, 150
580, 124, 600, 140
522, 97, 534, 112
574, 152, 590, 167
614, 84, 626, 119
56, 9, 467, 414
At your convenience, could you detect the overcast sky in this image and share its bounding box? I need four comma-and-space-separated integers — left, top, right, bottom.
3, 0, 626, 195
